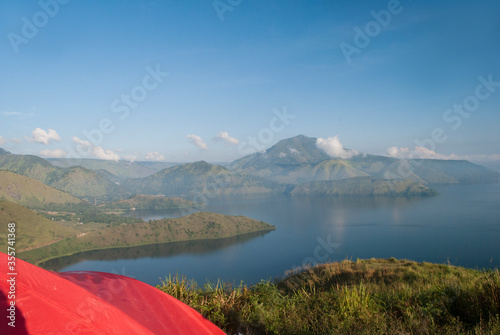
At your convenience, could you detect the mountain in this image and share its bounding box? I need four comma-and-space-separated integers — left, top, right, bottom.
230, 135, 500, 185
48, 158, 175, 180
49, 166, 122, 199
122, 161, 287, 200
0, 152, 123, 199
289, 177, 437, 197
0, 171, 83, 208
0, 152, 60, 184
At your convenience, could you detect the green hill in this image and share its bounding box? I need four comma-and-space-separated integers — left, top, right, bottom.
49, 166, 122, 199
99, 194, 204, 211
19, 212, 276, 264
0, 201, 78, 251
0, 171, 83, 208
290, 177, 437, 197
0, 152, 124, 199
122, 161, 287, 200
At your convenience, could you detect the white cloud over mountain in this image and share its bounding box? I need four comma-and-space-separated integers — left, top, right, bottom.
31, 128, 61, 145
145, 152, 165, 161
213, 131, 239, 146
386, 146, 459, 160
39, 149, 67, 158
72, 136, 120, 161
316, 136, 358, 159
186, 134, 208, 150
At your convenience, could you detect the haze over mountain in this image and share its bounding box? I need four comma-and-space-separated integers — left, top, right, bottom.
0, 150, 123, 200
121, 161, 287, 200
230, 135, 500, 185
1, 135, 499, 201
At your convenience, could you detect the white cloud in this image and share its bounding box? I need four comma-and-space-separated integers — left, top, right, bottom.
122, 155, 137, 162
0, 136, 5, 145
289, 147, 299, 155
72, 136, 92, 150
387, 146, 410, 158
213, 131, 239, 146
279, 152, 286, 158
145, 152, 165, 161
92, 146, 120, 161
31, 128, 61, 145
72, 136, 120, 161
39, 149, 67, 158
386, 146, 459, 160
316, 136, 358, 159
186, 134, 208, 150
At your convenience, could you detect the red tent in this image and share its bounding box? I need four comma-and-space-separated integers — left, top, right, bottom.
0, 253, 225, 334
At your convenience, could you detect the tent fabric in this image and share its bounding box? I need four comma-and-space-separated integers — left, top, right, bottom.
0, 253, 225, 334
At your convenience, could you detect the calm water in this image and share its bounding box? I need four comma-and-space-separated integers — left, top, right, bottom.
42, 183, 500, 286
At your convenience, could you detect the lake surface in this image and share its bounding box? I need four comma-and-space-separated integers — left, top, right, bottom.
42, 183, 500, 287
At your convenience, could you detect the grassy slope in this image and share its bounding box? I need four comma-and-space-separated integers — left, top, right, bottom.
0, 171, 82, 207
49, 166, 121, 198
98, 194, 203, 211
0, 201, 78, 251
19, 212, 275, 264
159, 258, 500, 335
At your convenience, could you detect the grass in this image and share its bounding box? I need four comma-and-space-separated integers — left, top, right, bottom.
18, 211, 276, 265
157, 258, 500, 334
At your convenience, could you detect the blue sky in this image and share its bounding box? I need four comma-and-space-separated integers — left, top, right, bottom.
0, 0, 499, 166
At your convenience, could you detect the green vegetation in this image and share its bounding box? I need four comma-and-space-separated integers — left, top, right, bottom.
158, 258, 500, 334
290, 177, 438, 197
18, 212, 275, 264
121, 161, 287, 198
0, 201, 78, 251
48, 158, 174, 180
98, 194, 204, 212
0, 171, 83, 207
0, 153, 122, 200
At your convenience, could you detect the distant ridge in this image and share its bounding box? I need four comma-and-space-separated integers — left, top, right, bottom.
230, 135, 500, 185
0, 152, 123, 200
121, 161, 287, 199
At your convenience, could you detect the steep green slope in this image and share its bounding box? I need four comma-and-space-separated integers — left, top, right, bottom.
0, 153, 124, 199
49, 166, 122, 199
0, 201, 78, 251
0, 171, 83, 207
290, 177, 438, 197
0, 153, 60, 184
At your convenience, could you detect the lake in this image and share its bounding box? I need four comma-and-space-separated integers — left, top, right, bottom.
41, 183, 500, 287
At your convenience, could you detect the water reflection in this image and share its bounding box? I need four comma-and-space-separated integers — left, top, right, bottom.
41, 230, 270, 271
